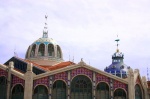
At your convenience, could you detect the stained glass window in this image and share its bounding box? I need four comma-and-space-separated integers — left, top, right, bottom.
12, 84, 24, 99
96, 82, 109, 99
48, 44, 54, 56
52, 80, 66, 99
33, 85, 48, 99
38, 44, 45, 56
25, 46, 30, 58
0, 76, 6, 99
57, 45, 61, 58
30, 44, 36, 57
135, 84, 142, 99
71, 75, 92, 99
114, 88, 126, 99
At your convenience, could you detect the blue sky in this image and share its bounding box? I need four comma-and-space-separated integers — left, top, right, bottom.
0, 0, 150, 78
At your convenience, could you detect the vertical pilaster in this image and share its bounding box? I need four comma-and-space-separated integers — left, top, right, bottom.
93, 72, 96, 99
49, 75, 53, 99
128, 69, 134, 99
55, 46, 57, 58
110, 78, 113, 99
67, 71, 71, 99
24, 63, 33, 99
45, 44, 48, 56
6, 61, 14, 99
142, 76, 148, 99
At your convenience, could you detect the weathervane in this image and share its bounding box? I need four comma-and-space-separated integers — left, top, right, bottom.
115, 35, 120, 52
43, 15, 48, 38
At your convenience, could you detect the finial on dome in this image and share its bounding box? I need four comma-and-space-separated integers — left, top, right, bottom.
43, 15, 48, 38
115, 35, 120, 52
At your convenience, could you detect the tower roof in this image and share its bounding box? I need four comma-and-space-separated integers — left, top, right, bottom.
104, 36, 130, 78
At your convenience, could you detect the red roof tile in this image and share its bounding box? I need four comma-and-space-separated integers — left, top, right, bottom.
15, 57, 76, 71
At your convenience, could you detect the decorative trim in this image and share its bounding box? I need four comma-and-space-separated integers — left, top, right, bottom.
0, 68, 7, 77
113, 80, 127, 91
54, 72, 67, 82
34, 76, 49, 88
96, 73, 110, 84
12, 75, 25, 87
136, 76, 141, 85
71, 67, 93, 80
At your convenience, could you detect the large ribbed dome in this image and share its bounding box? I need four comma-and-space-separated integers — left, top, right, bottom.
25, 16, 63, 66
25, 37, 63, 60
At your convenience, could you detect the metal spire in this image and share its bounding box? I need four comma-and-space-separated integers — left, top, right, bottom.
115, 35, 120, 52
43, 15, 48, 38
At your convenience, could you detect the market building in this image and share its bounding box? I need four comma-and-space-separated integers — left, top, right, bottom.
0, 16, 150, 99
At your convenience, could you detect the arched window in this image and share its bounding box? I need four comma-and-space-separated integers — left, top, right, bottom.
96, 82, 109, 99
30, 44, 36, 57
33, 85, 48, 99
135, 84, 142, 99
48, 44, 54, 56
57, 45, 61, 58
52, 80, 66, 99
114, 88, 126, 99
71, 75, 92, 99
25, 46, 30, 58
38, 44, 45, 56
0, 76, 7, 99
12, 84, 24, 99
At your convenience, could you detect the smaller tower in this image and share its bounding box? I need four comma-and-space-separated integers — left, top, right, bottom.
104, 35, 130, 78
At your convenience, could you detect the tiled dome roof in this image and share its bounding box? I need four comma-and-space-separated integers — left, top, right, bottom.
104, 51, 130, 78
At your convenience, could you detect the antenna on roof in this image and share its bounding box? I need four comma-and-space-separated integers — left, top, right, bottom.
115, 34, 120, 52
14, 46, 18, 57
69, 54, 70, 61
72, 56, 74, 62
89, 60, 90, 65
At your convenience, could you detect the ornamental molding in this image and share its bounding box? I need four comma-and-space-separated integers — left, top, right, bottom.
34, 63, 128, 84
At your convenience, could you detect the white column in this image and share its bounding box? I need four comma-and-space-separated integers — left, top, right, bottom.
142, 76, 148, 99
6, 61, 14, 99
128, 69, 134, 99
24, 63, 33, 99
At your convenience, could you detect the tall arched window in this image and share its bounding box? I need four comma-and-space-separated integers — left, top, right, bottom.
48, 44, 54, 56
38, 44, 45, 56
11, 84, 24, 99
114, 88, 126, 99
52, 80, 66, 99
71, 75, 92, 99
135, 84, 142, 99
96, 82, 109, 99
30, 44, 36, 57
0, 76, 7, 99
57, 45, 61, 58
33, 85, 48, 99
25, 46, 30, 58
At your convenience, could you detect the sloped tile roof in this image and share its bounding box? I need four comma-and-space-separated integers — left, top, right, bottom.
41, 61, 76, 71
15, 57, 75, 71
